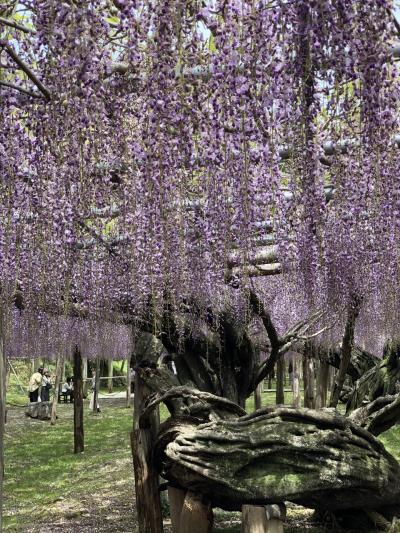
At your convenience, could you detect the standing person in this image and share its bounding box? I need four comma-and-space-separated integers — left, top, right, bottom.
41, 369, 52, 402
89, 369, 100, 412
28, 367, 44, 403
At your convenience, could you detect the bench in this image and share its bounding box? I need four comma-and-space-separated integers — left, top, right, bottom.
58, 391, 73, 403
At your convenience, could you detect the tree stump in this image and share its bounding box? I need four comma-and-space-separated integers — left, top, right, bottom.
179, 491, 213, 533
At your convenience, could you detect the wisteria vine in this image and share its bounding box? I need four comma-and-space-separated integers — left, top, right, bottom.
0, 0, 399, 357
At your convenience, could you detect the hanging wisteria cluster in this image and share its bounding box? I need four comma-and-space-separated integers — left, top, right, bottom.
0, 0, 399, 356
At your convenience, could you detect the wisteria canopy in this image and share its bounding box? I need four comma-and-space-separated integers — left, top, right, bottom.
0, 0, 399, 357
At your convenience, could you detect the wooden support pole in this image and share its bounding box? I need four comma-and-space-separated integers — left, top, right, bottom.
126, 361, 132, 408
180, 491, 213, 533
254, 382, 263, 410
242, 505, 268, 533
82, 357, 88, 398
73, 346, 84, 454
131, 372, 163, 533
50, 354, 64, 425
265, 504, 286, 533
168, 486, 186, 533
92, 357, 100, 414
315, 359, 329, 408
241, 504, 286, 533
276, 357, 285, 405
0, 308, 5, 533
107, 358, 113, 393
303, 350, 315, 409
292, 355, 301, 408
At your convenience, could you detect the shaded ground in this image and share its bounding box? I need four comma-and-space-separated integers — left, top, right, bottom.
4, 384, 400, 532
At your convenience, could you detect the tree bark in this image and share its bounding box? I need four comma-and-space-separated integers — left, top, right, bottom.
330, 294, 362, 408
180, 491, 213, 533
275, 358, 285, 405
0, 308, 5, 533
132, 372, 163, 533
50, 354, 64, 425
155, 407, 400, 513
108, 358, 113, 393
73, 346, 84, 454
346, 340, 400, 414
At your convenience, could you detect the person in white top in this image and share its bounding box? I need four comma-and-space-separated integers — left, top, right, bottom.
61, 377, 74, 403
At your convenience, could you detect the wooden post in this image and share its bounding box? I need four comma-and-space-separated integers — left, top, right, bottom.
0, 308, 5, 533
107, 358, 113, 393
50, 354, 64, 425
276, 357, 285, 405
62, 360, 66, 382
169, 486, 186, 533
315, 359, 329, 408
241, 505, 267, 533
82, 357, 88, 398
292, 355, 301, 408
254, 350, 263, 410
92, 356, 100, 414
73, 346, 84, 454
131, 372, 163, 533
303, 349, 315, 408
254, 382, 263, 410
126, 361, 132, 408
265, 504, 286, 533
180, 491, 213, 533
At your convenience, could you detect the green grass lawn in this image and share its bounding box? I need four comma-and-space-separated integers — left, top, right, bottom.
4, 366, 400, 532
4, 400, 135, 532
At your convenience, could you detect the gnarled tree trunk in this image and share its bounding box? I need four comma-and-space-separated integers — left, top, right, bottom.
154, 406, 400, 515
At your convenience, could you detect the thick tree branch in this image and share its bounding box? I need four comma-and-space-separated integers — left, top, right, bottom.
250, 289, 325, 387
140, 386, 246, 425
329, 293, 362, 408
